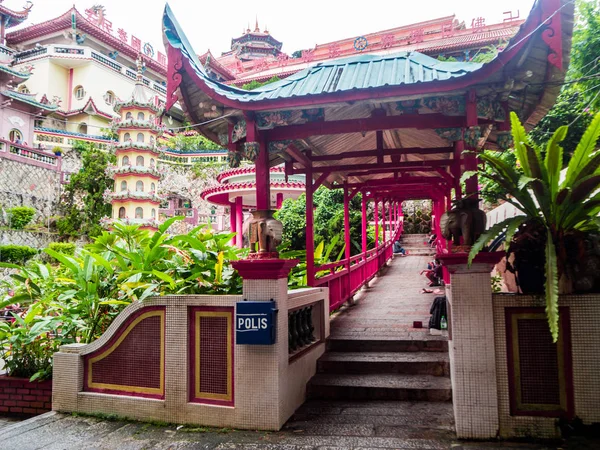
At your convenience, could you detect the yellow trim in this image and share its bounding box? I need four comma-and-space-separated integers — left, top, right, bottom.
511, 312, 567, 412
194, 311, 233, 402
87, 310, 165, 395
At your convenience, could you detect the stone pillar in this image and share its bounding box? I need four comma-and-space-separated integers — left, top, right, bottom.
231, 259, 298, 428
438, 252, 505, 439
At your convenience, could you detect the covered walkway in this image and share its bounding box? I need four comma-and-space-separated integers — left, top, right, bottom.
330, 254, 443, 341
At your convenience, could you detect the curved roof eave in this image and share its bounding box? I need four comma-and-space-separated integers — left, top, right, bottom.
164, 0, 572, 116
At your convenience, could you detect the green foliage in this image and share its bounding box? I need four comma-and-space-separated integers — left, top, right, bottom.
437, 55, 457, 62
478, 150, 519, 206
57, 142, 114, 238
7, 206, 35, 229
0, 218, 245, 380
470, 111, 600, 342
241, 76, 281, 91
291, 50, 303, 59
470, 45, 498, 64
48, 242, 76, 257
569, 0, 600, 109
275, 187, 364, 256
0, 245, 38, 264
162, 131, 223, 152
530, 90, 594, 159
530, 1, 600, 155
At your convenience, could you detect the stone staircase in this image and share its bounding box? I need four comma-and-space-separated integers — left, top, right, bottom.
398, 233, 436, 256
307, 337, 451, 402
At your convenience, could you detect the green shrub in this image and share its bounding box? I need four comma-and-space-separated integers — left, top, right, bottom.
48, 242, 76, 256
8, 206, 35, 229
0, 244, 38, 263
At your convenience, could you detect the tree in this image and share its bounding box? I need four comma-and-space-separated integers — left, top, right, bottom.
241, 76, 281, 91
276, 187, 364, 257
57, 141, 115, 237
161, 130, 223, 151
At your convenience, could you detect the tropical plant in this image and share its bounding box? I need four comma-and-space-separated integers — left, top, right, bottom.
468, 111, 600, 342
241, 76, 281, 91
279, 234, 345, 288
7, 206, 35, 229
0, 218, 245, 380
48, 242, 76, 257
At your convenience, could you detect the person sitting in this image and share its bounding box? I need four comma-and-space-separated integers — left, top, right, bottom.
421, 259, 442, 286
428, 234, 437, 248
393, 240, 407, 256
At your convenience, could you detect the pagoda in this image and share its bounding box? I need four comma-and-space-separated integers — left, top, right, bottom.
0, 0, 33, 46
227, 19, 282, 61
107, 57, 163, 230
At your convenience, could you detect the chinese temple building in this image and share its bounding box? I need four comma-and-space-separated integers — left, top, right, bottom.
107, 58, 163, 230
227, 19, 283, 61
0, 0, 31, 47
200, 166, 305, 247
207, 12, 525, 86
5, 4, 184, 154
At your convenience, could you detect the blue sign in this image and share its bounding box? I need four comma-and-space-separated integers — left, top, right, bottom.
236, 301, 277, 345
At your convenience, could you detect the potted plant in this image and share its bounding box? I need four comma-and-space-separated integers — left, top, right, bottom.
52, 146, 62, 156
469, 111, 600, 341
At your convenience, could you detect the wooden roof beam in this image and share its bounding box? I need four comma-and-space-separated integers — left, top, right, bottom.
311, 147, 453, 162
265, 114, 466, 141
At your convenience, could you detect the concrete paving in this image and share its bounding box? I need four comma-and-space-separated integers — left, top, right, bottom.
0, 406, 587, 450
0, 254, 596, 448
330, 255, 443, 341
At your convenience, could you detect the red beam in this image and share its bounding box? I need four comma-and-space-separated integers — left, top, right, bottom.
266, 114, 465, 141
308, 159, 454, 174
311, 147, 453, 162
347, 178, 446, 189
285, 145, 311, 167
345, 167, 436, 178
312, 171, 331, 190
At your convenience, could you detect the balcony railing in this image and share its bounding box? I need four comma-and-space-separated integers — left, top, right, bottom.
13, 45, 167, 97
0, 139, 61, 170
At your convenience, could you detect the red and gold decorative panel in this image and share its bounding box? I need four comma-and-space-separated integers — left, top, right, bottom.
188, 307, 234, 406
83, 306, 165, 399
506, 307, 574, 418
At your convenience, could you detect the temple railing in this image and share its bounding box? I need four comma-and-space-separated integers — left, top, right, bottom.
287, 289, 327, 362
313, 219, 401, 312
0, 140, 61, 171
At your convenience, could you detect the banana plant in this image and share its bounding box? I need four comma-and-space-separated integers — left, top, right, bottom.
469, 111, 600, 342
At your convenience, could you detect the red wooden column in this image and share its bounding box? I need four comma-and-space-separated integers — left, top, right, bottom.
361, 193, 367, 254
276, 193, 284, 209
464, 89, 479, 198
453, 140, 464, 200
343, 182, 351, 262
229, 201, 237, 245
381, 199, 387, 245
306, 150, 315, 286
247, 115, 271, 211
388, 200, 394, 240
235, 196, 243, 248
374, 198, 379, 248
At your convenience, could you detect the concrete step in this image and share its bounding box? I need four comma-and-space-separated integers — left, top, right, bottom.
317, 352, 450, 376
307, 373, 452, 402
327, 338, 448, 353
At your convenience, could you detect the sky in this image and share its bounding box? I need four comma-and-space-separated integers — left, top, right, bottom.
13, 0, 536, 56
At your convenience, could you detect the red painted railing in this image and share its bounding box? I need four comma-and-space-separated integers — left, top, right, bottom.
314, 220, 401, 312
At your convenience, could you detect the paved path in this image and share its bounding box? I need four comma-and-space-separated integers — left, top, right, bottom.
0, 409, 586, 450
0, 256, 596, 449
330, 255, 444, 341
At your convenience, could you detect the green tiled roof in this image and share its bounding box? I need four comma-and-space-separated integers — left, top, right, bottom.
163, 3, 483, 104
0, 64, 31, 80
2, 90, 59, 110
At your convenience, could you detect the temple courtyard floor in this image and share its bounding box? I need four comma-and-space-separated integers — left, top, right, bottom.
0, 256, 597, 449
